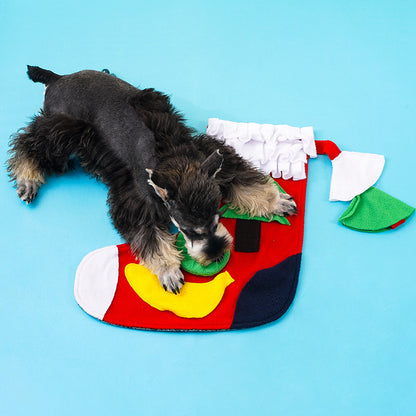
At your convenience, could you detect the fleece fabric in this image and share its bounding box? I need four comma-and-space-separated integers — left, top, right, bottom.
75, 172, 307, 331
207, 118, 316, 180
314, 140, 385, 201
176, 232, 231, 276
74, 128, 413, 331
339, 186, 415, 232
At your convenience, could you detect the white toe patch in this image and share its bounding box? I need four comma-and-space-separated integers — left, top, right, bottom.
74, 245, 119, 320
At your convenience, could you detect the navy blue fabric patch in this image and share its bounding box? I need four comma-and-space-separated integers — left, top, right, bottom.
231, 253, 301, 329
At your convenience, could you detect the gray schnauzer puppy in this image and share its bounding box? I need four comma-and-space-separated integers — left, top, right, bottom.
7, 66, 297, 293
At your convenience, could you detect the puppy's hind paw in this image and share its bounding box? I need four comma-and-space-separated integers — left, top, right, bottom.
16, 180, 40, 204
273, 193, 298, 216
158, 267, 185, 294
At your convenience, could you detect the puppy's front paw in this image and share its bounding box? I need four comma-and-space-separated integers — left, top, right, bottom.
273, 193, 298, 216
158, 267, 185, 294
16, 180, 40, 204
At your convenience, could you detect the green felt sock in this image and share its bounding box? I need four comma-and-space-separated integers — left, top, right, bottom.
339, 187, 415, 232
221, 182, 290, 225
176, 233, 231, 276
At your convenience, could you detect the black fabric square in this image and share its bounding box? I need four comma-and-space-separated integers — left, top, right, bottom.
234, 219, 261, 253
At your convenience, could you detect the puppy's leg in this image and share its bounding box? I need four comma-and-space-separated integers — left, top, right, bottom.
8, 124, 46, 203
195, 135, 297, 218
7, 112, 90, 203
227, 176, 298, 218
105, 171, 184, 294
10, 157, 45, 204
132, 227, 184, 294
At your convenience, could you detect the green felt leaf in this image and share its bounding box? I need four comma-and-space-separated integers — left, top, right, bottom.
339, 187, 415, 232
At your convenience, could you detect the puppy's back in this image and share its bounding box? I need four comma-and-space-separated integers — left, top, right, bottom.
39, 68, 157, 184
43, 70, 137, 120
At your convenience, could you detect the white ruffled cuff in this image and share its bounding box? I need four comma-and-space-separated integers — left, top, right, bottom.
207, 118, 316, 180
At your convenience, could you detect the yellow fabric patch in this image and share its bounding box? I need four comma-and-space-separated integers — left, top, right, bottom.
125, 264, 234, 318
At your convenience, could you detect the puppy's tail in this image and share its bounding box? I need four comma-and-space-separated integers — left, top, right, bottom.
27, 65, 61, 85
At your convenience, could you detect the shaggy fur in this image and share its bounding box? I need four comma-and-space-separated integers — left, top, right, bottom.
7, 66, 297, 293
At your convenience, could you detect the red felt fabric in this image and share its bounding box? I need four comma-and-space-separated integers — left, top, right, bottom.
103, 172, 308, 331
315, 140, 341, 160
391, 218, 406, 229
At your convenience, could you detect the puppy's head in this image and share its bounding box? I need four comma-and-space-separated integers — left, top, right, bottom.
147, 150, 233, 265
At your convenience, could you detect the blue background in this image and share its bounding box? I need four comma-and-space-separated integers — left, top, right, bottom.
1, 1, 415, 415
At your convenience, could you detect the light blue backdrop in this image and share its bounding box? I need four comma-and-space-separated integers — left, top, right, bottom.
1, 1, 415, 415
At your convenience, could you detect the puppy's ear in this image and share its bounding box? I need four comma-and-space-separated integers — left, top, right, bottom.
146, 169, 169, 201
201, 149, 223, 178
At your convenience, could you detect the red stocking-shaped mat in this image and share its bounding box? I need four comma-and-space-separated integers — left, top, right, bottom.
74, 119, 413, 331
75, 174, 307, 331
